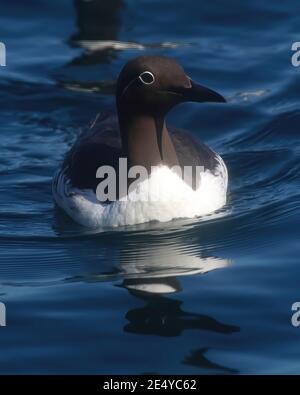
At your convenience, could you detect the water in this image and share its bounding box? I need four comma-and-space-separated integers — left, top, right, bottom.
0, 0, 300, 374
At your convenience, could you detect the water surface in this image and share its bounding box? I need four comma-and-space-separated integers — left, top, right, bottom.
0, 0, 300, 374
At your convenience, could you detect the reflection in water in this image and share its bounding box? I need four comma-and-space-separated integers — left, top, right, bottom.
123, 290, 239, 338
72, 0, 123, 41
59, 219, 238, 373
115, 236, 238, 373
118, 234, 231, 290
70, 0, 124, 65
69, 0, 187, 67
183, 348, 238, 374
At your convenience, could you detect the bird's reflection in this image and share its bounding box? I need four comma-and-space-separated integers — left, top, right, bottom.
72, 0, 123, 42
118, 237, 231, 287
57, 218, 239, 374
70, 0, 124, 66
122, 287, 239, 338
116, 238, 239, 374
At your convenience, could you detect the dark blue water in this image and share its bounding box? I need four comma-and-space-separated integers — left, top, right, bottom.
0, 0, 300, 374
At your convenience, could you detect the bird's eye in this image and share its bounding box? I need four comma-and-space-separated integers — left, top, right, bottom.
139, 71, 155, 85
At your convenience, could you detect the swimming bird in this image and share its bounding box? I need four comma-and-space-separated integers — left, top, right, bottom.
53, 56, 227, 228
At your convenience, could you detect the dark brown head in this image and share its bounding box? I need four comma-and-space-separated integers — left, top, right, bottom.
116, 55, 225, 116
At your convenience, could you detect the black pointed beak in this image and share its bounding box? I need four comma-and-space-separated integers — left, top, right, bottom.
173, 80, 226, 103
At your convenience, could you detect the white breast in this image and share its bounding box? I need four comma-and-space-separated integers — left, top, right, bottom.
52, 157, 228, 228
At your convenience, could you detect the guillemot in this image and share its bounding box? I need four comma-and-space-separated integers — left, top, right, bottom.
53, 55, 227, 228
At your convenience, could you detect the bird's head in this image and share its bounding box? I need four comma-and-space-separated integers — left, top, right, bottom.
116, 55, 226, 115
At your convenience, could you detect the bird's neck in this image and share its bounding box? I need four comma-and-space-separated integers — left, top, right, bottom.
118, 111, 179, 171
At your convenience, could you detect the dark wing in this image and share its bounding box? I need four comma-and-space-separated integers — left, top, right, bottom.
63, 110, 123, 191
61, 109, 219, 192
170, 127, 219, 172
